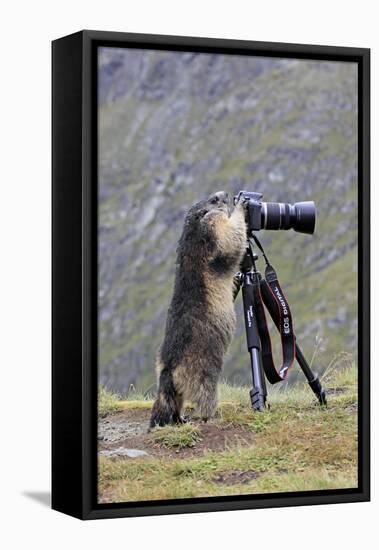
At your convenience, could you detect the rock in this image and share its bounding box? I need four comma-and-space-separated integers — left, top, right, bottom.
100, 447, 149, 458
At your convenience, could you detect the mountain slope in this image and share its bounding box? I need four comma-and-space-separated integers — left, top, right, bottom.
98, 48, 358, 393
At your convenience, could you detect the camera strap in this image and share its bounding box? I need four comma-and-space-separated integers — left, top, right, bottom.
250, 235, 296, 384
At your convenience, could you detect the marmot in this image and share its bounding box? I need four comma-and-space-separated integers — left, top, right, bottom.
149, 191, 247, 428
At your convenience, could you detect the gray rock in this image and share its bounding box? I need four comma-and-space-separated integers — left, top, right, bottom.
100, 447, 149, 458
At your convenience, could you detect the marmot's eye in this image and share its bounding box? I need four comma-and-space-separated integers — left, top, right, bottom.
196, 209, 208, 220
210, 197, 218, 204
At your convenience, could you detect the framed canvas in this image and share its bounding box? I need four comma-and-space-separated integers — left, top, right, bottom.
52, 30, 370, 520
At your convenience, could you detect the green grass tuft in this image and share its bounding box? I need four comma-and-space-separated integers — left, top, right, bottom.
218, 382, 251, 405
123, 383, 155, 401
151, 424, 202, 449
98, 386, 123, 418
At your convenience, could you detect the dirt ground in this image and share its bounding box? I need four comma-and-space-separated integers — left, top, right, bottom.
98, 407, 254, 459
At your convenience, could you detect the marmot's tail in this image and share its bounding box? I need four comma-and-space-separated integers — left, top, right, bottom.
149, 369, 178, 428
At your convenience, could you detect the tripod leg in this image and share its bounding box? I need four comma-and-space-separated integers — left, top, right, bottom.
249, 348, 267, 411
241, 274, 267, 411
296, 344, 327, 406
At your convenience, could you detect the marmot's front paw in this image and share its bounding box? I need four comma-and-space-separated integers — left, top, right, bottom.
233, 195, 249, 219
235, 193, 249, 210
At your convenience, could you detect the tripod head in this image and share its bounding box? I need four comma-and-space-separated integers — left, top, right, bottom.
240, 242, 259, 273
233, 240, 261, 301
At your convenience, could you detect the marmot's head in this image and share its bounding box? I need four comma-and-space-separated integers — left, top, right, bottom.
186, 191, 230, 222
177, 191, 230, 264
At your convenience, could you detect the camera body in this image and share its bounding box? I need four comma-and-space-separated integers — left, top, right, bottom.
235, 191, 316, 235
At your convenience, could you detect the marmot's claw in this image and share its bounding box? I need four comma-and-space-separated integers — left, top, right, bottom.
236, 195, 249, 208
174, 414, 188, 424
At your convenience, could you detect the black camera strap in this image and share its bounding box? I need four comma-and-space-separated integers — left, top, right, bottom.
250, 235, 296, 384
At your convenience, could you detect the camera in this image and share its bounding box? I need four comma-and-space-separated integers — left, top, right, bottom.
234, 191, 316, 235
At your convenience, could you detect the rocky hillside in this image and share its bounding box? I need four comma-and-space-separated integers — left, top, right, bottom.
98, 47, 358, 393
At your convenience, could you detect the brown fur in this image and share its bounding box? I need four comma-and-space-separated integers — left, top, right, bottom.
149, 192, 247, 428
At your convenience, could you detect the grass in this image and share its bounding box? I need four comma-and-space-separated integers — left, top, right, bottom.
98, 361, 358, 503
98, 387, 123, 418
99, 352, 357, 417
98, 383, 155, 416
151, 424, 202, 449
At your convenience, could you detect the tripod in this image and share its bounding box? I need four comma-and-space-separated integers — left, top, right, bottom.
233, 238, 327, 411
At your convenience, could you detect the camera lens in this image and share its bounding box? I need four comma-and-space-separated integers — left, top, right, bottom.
261, 201, 316, 235
291, 201, 316, 234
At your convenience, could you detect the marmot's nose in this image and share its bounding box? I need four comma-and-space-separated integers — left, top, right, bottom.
214, 191, 229, 203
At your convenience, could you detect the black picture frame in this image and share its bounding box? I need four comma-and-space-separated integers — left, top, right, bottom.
52, 30, 370, 520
